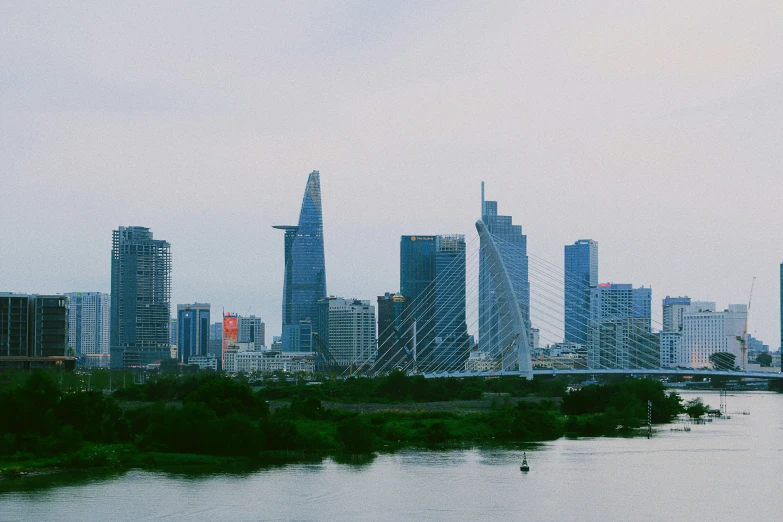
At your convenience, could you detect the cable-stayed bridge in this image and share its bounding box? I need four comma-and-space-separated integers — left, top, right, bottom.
338, 221, 783, 382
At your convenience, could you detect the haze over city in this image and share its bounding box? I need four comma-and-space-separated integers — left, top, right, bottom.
2, 2, 781, 348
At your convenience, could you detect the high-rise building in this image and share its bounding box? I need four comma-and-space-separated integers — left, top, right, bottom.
170, 318, 178, 346
222, 312, 238, 357
238, 315, 265, 349
479, 183, 530, 359
176, 303, 210, 364
208, 321, 223, 368
283, 319, 312, 352
400, 234, 469, 372
679, 303, 747, 367
780, 263, 782, 371
1, 293, 71, 369
662, 296, 691, 332
587, 283, 656, 369
377, 292, 412, 371
274, 171, 326, 351
317, 297, 376, 367
564, 239, 598, 346
110, 226, 172, 368
64, 292, 111, 367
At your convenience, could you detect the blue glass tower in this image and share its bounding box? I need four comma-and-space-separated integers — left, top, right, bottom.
400, 234, 468, 371
479, 183, 529, 357
275, 171, 326, 350
176, 303, 210, 364
564, 239, 598, 346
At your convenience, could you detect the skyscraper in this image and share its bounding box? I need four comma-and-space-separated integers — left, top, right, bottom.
377, 292, 412, 371
275, 171, 326, 351
587, 283, 656, 369
64, 292, 111, 367
479, 183, 529, 359
110, 226, 171, 368
176, 303, 210, 364
780, 263, 782, 371
238, 315, 265, 348
317, 297, 376, 367
564, 239, 598, 346
400, 234, 468, 372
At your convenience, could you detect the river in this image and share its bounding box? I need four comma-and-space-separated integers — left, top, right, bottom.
2, 390, 781, 521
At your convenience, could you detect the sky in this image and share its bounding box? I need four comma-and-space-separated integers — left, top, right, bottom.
2, 1, 782, 349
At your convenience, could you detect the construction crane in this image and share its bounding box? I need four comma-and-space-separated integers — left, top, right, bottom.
737, 277, 755, 370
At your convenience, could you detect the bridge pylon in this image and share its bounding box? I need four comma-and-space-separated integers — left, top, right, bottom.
476, 220, 532, 379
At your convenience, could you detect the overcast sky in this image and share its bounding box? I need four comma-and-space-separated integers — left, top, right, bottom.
2, 1, 781, 348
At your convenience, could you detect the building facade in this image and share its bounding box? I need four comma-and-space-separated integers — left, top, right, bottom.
110, 226, 171, 368
238, 315, 265, 349
317, 297, 376, 368
564, 239, 598, 347
479, 183, 530, 360
587, 283, 656, 369
274, 171, 327, 351
64, 292, 111, 367
400, 234, 469, 372
1, 293, 71, 369
678, 303, 747, 368
176, 303, 210, 364
377, 292, 412, 371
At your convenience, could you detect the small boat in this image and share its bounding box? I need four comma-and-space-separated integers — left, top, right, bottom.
520, 452, 530, 472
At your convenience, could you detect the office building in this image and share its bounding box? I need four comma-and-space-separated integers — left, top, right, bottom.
222, 312, 238, 360
64, 292, 111, 367
238, 315, 265, 349
564, 239, 598, 347
110, 226, 171, 368
283, 319, 312, 353
401, 234, 469, 372
377, 292, 412, 371
317, 297, 376, 367
274, 171, 327, 351
479, 183, 530, 359
780, 262, 782, 371
1, 293, 71, 369
587, 283, 656, 369
170, 318, 178, 346
176, 303, 210, 364
662, 296, 691, 332
678, 303, 747, 368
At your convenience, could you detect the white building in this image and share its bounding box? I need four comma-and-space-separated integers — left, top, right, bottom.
223, 349, 315, 374
188, 354, 218, 371
464, 351, 501, 372
64, 292, 111, 367
678, 303, 747, 367
318, 297, 376, 367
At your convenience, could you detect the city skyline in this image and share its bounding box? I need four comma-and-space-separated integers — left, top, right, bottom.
2, 4, 781, 348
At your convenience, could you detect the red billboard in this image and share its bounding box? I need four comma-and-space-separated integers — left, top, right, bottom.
223, 313, 238, 354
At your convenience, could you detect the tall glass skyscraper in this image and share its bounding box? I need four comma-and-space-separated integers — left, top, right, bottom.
479, 183, 529, 357
400, 234, 468, 372
564, 239, 598, 346
275, 171, 326, 351
110, 226, 171, 368
64, 292, 111, 367
176, 303, 210, 364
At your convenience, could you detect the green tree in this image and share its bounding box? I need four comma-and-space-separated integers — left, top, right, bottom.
336, 416, 375, 453
755, 353, 772, 367
684, 397, 709, 418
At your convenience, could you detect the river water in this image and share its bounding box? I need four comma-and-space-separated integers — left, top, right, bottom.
2, 390, 781, 521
